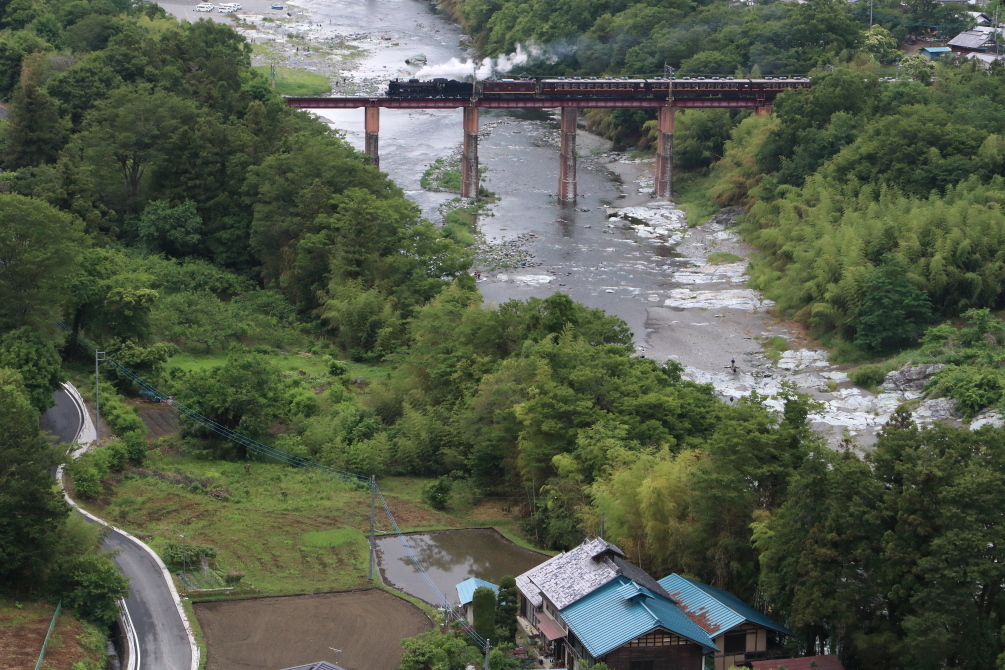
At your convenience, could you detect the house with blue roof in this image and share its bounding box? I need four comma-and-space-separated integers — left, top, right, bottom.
659, 574, 792, 670
515, 539, 718, 670
455, 578, 499, 624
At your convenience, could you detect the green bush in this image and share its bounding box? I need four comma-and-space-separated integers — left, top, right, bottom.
422, 476, 453, 511
849, 364, 888, 389
161, 540, 217, 567
927, 366, 1005, 419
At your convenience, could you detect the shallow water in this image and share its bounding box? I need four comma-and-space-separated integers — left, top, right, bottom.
375, 529, 546, 606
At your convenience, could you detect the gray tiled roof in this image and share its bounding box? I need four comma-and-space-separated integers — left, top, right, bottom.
949, 30, 993, 49
515, 538, 626, 610
279, 662, 346, 670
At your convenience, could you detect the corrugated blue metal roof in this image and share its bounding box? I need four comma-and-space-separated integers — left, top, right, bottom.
559, 577, 718, 658
456, 578, 499, 606
658, 574, 792, 637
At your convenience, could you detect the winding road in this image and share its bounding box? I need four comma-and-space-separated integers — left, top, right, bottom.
42, 386, 197, 670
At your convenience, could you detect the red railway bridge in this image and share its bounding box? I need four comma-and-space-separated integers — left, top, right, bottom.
285, 77, 810, 202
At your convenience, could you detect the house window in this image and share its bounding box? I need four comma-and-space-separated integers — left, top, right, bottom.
630, 660, 654, 670
724, 632, 747, 655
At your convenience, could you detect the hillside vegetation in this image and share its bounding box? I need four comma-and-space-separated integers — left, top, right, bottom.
1, 0, 1005, 668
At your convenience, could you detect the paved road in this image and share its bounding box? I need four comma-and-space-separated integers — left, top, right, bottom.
42, 389, 195, 670
41, 388, 82, 444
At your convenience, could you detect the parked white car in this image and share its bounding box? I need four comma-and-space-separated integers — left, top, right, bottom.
194, 3, 214, 10
217, 3, 237, 11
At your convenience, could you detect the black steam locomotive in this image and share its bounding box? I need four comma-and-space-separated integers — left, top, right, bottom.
387, 78, 475, 98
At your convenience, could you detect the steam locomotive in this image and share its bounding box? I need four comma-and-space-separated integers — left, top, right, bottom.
386, 76, 811, 99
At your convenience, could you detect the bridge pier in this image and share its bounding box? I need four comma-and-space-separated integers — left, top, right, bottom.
559, 107, 578, 203
365, 105, 379, 168
461, 106, 479, 199
655, 106, 674, 200
755, 103, 772, 116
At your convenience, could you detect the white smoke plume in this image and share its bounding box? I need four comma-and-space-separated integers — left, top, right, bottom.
415, 43, 550, 80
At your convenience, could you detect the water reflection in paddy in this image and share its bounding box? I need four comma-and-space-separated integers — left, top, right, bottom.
375, 529, 547, 606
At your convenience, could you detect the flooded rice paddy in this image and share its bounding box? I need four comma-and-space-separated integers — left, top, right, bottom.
375, 529, 547, 605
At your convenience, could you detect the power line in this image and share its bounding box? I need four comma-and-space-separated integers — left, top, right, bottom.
60, 324, 488, 648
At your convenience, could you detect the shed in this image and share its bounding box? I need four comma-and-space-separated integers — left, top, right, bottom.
920, 46, 952, 60
455, 578, 499, 624
279, 663, 346, 670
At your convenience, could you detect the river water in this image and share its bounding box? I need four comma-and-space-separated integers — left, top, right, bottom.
161, 0, 993, 447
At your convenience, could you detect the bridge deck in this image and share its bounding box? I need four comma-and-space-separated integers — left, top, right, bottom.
285, 96, 769, 109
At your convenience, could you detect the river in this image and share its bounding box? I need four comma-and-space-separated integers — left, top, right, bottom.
161, 0, 986, 446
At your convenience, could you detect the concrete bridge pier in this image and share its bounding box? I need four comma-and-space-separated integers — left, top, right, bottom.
461, 106, 479, 199
655, 106, 674, 199
755, 104, 772, 116
558, 106, 578, 203
365, 105, 379, 168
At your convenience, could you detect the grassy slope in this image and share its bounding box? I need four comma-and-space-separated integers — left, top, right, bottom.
251, 65, 331, 96
167, 351, 393, 382
76, 455, 541, 597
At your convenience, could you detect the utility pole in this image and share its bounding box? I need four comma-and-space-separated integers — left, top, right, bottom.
483, 639, 491, 670
869, 0, 873, 27
94, 350, 105, 443
180, 533, 188, 581
368, 475, 376, 581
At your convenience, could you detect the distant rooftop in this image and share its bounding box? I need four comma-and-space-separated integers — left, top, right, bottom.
279, 662, 346, 670
750, 655, 845, 670
456, 578, 499, 606
949, 30, 993, 49
658, 574, 792, 638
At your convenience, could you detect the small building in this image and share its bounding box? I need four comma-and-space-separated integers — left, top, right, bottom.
920, 46, 953, 60
659, 575, 791, 670
948, 30, 995, 53
965, 51, 1005, 67
750, 655, 845, 670
516, 539, 718, 670
279, 663, 346, 670
455, 577, 499, 625
968, 11, 992, 26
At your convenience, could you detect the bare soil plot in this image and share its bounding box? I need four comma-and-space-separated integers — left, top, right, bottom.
195, 589, 433, 670
135, 403, 179, 438
0, 599, 105, 670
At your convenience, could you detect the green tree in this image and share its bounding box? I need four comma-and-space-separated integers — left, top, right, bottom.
861, 25, 900, 63
0, 327, 62, 412
899, 53, 936, 85
134, 199, 204, 258
471, 586, 497, 642
174, 352, 316, 457
855, 257, 933, 353
495, 575, 519, 643
73, 85, 200, 216
1, 53, 67, 169
0, 193, 83, 332
0, 369, 68, 589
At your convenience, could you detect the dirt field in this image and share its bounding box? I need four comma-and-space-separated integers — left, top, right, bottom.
0, 599, 106, 670
195, 590, 433, 670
